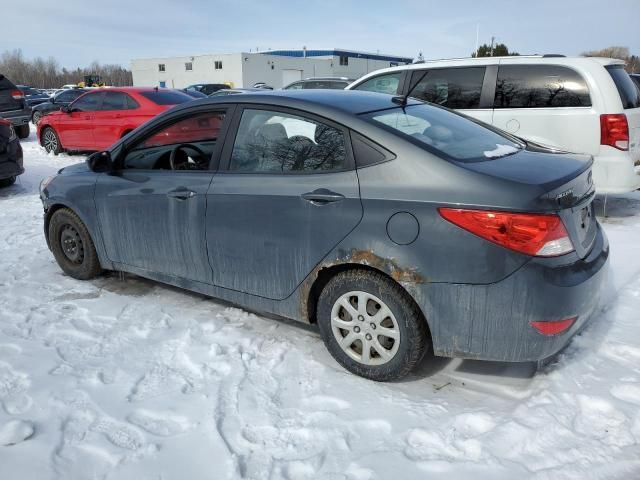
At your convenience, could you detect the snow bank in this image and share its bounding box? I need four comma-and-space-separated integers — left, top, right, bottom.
1, 131, 639, 479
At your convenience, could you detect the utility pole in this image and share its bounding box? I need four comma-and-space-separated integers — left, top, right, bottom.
490, 36, 495, 57
475, 24, 479, 57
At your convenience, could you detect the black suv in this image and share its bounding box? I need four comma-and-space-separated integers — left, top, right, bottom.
0, 74, 31, 139
31, 88, 89, 124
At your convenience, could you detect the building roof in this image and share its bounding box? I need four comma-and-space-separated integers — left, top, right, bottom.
261, 49, 413, 64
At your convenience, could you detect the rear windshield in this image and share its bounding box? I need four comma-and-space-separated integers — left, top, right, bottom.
363, 104, 523, 162
139, 90, 193, 105
0, 76, 17, 90
606, 65, 640, 109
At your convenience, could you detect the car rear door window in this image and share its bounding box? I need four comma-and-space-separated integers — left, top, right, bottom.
228, 108, 347, 173
606, 65, 640, 109
72, 92, 103, 111
353, 72, 403, 95
494, 65, 592, 108
140, 90, 193, 105
410, 67, 486, 109
101, 91, 130, 110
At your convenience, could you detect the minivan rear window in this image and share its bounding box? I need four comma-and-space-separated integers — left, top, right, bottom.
363, 104, 523, 162
606, 65, 640, 109
494, 65, 591, 108
140, 90, 193, 105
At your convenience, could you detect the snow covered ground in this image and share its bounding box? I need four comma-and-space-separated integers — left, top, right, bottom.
1, 130, 640, 480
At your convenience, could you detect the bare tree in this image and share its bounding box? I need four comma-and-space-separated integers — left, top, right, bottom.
582, 46, 640, 73
0, 49, 133, 88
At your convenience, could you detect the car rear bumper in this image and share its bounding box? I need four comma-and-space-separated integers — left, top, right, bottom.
0, 141, 24, 179
418, 223, 609, 362
0, 107, 32, 126
592, 151, 640, 194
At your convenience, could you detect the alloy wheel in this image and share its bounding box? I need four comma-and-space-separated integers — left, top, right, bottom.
330, 291, 400, 365
43, 129, 58, 152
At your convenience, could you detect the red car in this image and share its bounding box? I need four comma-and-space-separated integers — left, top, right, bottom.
38, 87, 194, 154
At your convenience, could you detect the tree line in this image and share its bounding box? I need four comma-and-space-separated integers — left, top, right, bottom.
0, 49, 132, 88
470, 43, 639, 73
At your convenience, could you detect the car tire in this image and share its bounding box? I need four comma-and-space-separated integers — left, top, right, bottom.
0, 176, 16, 187
15, 124, 29, 139
48, 208, 103, 280
32, 111, 42, 125
317, 269, 429, 381
41, 127, 62, 155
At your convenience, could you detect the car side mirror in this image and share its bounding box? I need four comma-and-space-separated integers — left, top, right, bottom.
61, 105, 71, 113
87, 151, 113, 173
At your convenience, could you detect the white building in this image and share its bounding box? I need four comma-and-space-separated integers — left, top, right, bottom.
131, 49, 413, 89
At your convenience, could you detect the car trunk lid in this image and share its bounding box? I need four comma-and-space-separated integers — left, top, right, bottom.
459, 148, 597, 259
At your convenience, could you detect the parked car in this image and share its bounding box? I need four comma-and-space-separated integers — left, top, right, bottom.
181, 88, 208, 99
61, 84, 78, 90
31, 88, 89, 124
348, 56, 640, 194
283, 77, 355, 90
38, 87, 193, 154
39, 90, 608, 381
631, 73, 640, 91
252, 82, 273, 90
17, 85, 50, 107
185, 83, 230, 95
208, 88, 264, 96
0, 118, 24, 187
0, 74, 31, 139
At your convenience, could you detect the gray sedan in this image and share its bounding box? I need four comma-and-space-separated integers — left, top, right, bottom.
39, 90, 608, 381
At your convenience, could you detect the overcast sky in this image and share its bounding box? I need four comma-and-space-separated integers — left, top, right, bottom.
4, 0, 639, 68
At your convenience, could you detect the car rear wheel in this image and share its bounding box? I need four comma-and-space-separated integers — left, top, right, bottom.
48, 208, 102, 280
15, 124, 29, 139
0, 176, 16, 188
317, 269, 429, 381
42, 127, 62, 155
32, 111, 42, 125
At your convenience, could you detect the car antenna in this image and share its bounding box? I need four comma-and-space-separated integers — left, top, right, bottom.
392, 69, 429, 106
154, 86, 159, 92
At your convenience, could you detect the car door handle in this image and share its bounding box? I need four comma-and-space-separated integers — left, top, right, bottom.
167, 189, 196, 200
301, 189, 345, 204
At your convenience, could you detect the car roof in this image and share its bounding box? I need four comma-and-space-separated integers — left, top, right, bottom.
190, 89, 419, 115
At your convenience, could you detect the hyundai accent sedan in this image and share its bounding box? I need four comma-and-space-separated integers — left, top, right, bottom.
37, 87, 193, 154
39, 90, 609, 381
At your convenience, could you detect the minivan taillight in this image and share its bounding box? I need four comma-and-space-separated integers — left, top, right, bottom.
10, 89, 24, 100
438, 208, 574, 257
600, 114, 629, 151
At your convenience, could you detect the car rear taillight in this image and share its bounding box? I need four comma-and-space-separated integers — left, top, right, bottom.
600, 114, 629, 151
438, 208, 574, 257
530, 316, 577, 336
10, 89, 24, 100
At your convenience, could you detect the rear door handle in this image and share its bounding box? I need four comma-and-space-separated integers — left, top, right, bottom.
167, 189, 196, 200
301, 189, 345, 204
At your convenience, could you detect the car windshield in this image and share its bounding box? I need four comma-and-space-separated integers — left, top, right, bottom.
362, 104, 524, 162
140, 90, 193, 105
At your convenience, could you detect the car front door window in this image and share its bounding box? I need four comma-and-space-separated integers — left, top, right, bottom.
71, 92, 103, 112
122, 111, 227, 171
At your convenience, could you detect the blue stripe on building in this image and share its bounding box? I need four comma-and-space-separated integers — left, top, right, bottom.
262, 49, 412, 64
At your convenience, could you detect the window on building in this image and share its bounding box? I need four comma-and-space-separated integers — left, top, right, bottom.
158, 63, 166, 72
494, 65, 592, 108
229, 109, 348, 173
339, 55, 349, 66
410, 67, 486, 109
214, 60, 223, 70
185, 62, 193, 71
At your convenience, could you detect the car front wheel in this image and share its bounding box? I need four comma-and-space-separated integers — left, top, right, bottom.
0, 176, 16, 187
317, 269, 429, 381
48, 208, 102, 280
42, 127, 62, 155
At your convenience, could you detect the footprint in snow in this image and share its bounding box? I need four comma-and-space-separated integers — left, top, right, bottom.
0, 419, 35, 446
